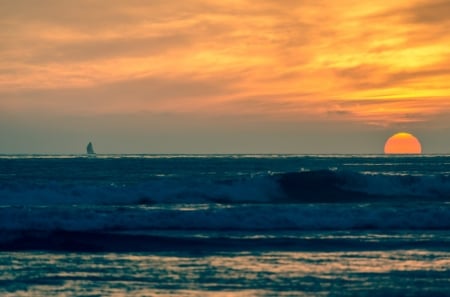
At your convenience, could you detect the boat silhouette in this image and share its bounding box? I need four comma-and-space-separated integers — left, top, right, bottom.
86, 142, 96, 155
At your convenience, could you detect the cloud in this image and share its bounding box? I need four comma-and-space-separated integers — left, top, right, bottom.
23, 34, 192, 64
0, 74, 239, 115
366, 0, 450, 43
333, 62, 450, 91
328, 96, 450, 127
392, 0, 450, 25
0, 0, 449, 129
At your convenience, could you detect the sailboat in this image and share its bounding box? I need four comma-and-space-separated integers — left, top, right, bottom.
86, 142, 96, 155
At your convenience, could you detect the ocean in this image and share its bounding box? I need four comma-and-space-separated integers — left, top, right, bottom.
0, 154, 449, 296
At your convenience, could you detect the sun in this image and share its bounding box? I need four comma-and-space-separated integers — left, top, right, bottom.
384, 132, 422, 155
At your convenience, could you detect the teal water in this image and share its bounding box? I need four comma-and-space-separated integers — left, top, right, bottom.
1, 249, 449, 296
0, 155, 449, 296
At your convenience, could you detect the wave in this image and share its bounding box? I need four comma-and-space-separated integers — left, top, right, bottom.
0, 202, 449, 252
2, 229, 449, 252
277, 170, 450, 203
0, 203, 448, 233
1, 170, 450, 205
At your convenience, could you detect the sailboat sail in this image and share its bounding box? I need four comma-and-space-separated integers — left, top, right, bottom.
86, 142, 95, 154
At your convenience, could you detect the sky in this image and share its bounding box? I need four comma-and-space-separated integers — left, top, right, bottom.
1, 0, 449, 154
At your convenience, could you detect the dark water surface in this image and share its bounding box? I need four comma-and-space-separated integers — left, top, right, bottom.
0, 155, 449, 296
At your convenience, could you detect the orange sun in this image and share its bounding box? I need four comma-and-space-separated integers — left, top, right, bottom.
384, 132, 422, 155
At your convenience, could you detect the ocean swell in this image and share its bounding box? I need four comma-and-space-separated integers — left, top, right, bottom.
0, 203, 449, 233
1, 170, 450, 205
0, 203, 449, 251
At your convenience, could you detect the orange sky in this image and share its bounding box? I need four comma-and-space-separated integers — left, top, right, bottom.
1, 0, 449, 153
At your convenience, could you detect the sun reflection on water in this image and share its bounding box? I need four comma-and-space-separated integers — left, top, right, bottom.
0, 249, 448, 296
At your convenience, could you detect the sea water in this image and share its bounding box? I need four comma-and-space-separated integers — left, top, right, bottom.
0, 155, 449, 296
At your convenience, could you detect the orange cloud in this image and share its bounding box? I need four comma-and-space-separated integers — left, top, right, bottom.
0, 0, 449, 126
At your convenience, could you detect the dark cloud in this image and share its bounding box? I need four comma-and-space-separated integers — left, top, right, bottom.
361, 0, 450, 45
333, 97, 444, 108
404, 0, 450, 24
25, 34, 192, 63
0, 0, 196, 29
330, 96, 450, 126
327, 109, 353, 117
368, 0, 450, 25
333, 62, 450, 91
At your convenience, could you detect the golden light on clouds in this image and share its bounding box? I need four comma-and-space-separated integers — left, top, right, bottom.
1, 0, 449, 124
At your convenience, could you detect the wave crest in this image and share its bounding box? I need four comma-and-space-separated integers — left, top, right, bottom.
1, 170, 449, 205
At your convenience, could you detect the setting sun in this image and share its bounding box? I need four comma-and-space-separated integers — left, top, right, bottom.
384, 132, 422, 155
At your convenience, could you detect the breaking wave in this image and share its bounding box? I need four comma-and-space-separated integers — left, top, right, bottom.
1, 170, 450, 205
0, 202, 449, 251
